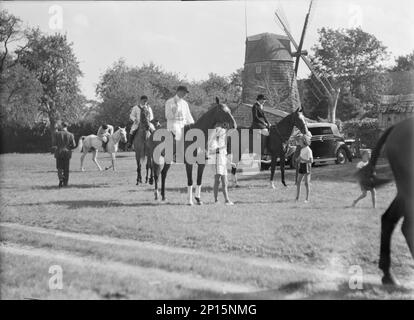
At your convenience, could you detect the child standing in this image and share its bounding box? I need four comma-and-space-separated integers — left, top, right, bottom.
352, 150, 376, 208
296, 135, 313, 203
208, 122, 234, 205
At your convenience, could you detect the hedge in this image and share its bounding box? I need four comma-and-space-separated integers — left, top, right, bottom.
342, 118, 382, 149
0, 122, 110, 153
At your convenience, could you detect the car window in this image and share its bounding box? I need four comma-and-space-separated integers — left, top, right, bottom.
309, 127, 333, 135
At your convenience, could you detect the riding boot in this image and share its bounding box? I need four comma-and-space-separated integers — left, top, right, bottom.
127, 129, 138, 149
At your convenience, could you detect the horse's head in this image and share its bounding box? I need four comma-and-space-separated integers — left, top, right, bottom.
118, 126, 128, 143
292, 107, 308, 135
212, 97, 237, 130
151, 119, 161, 129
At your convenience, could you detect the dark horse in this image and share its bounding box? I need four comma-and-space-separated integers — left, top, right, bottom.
133, 119, 161, 185
147, 98, 237, 203
356, 117, 414, 286
229, 108, 308, 188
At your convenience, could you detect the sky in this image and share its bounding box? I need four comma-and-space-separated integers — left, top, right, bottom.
2, 0, 413, 100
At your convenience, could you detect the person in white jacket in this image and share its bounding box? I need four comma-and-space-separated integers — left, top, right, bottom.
165, 86, 194, 141
127, 95, 154, 148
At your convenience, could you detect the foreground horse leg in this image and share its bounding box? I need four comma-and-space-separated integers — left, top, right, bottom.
185, 164, 194, 205
379, 198, 403, 286
194, 163, 205, 205
161, 163, 171, 201
92, 150, 103, 171
401, 213, 414, 263
136, 162, 141, 185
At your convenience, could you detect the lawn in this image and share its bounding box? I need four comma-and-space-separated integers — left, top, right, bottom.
0, 152, 413, 299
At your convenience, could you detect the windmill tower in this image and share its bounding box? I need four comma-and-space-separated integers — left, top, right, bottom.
233, 33, 302, 127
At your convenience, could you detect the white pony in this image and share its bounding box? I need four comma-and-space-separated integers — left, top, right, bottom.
77, 126, 127, 171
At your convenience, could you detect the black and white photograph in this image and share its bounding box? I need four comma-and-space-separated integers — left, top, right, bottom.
0, 0, 413, 304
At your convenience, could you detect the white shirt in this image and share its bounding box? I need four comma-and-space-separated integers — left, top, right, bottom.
208, 127, 227, 154
356, 160, 368, 169
165, 95, 194, 140
130, 104, 154, 133
299, 146, 313, 162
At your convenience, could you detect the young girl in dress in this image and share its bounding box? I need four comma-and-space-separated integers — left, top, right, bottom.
352, 150, 376, 208
296, 135, 313, 203
208, 122, 234, 205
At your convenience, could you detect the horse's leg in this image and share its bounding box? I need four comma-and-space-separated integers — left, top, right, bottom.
145, 158, 149, 183
379, 197, 403, 286
280, 153, 287, 187
111, 153, 116, 171
194, 163, 205, 205
161, 163, 171, 201
401, 211, 414, 262
92, 150, 103, 171
185, 163, 194, 205
136, 162, 141, 185
153, 161, 160, 200
80, 150, 87, 171
270, 153, 277, 189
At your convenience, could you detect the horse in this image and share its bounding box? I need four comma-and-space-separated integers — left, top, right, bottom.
133, 119, 161, 185
77, 126, 127, 171
147, 97, 237, 204
356, 117, 414, 286
229, 108, 309, 188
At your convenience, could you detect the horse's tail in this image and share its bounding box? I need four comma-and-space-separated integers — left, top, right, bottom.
77, 136, 85, 152
356, 125, 395, 189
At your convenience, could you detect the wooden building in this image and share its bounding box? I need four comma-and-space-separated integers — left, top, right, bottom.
378, 70, 414, 129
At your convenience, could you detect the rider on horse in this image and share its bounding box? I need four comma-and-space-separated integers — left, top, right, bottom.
97, 124, 114, 152
127, 95, 155, 148
251, 94, 271, 154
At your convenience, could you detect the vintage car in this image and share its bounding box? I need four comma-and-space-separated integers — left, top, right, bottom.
260, 122, 352, 170
300, 122, 353, 165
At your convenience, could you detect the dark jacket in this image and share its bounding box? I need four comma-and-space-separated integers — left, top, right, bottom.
251, 102, 270, 129
53, 129, 76, 159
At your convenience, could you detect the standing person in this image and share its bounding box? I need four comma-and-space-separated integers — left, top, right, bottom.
52, 122, 76, 187
296, 135, 313, 203
165, 85, 196, 202
127, 95, 155, 148
96, 123, 114, 152
208, 122, 234, 205
352, 150, 376, 208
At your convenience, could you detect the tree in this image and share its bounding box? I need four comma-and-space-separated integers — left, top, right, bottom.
310, 27, 389, 120
18, 31, 85, 135
391, 51, 414, 72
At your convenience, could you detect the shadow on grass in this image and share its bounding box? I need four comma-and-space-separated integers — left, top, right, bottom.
32, 184, 111, 190
12, 199, 183, 209
183, 280, 413, 300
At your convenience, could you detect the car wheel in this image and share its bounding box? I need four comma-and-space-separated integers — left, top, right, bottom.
335, 148, 348, 165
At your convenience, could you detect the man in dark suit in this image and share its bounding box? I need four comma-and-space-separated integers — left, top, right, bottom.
52, 122, 76, 187
251, 94, 271, 154
251, 94, 271, 136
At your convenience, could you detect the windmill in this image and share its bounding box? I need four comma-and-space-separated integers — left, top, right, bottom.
274, 0, 340, 123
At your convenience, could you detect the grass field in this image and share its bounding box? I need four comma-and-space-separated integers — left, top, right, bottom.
0, 152, 413, 299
